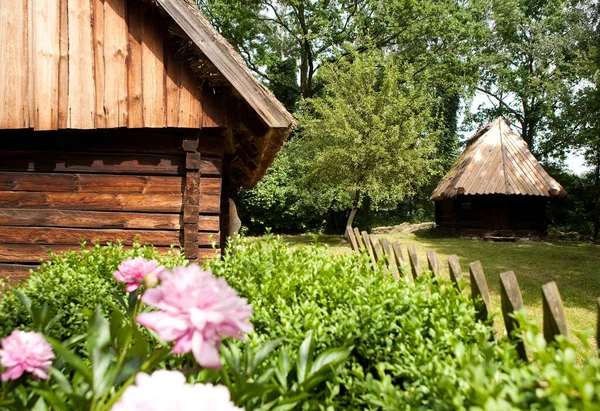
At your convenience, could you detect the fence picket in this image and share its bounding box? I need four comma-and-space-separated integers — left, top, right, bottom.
407, 244, 421, 280
381, 238, 400, 279
469, 261, 492, 323
500, 271, 529, 361
362, 231, 377, 271
542, 281, 569, 343
347, 226, 359, 252
447, 254, 462, 291
426, 250, 441, 278
354, 227, 365, 250
391, 241, 405, 263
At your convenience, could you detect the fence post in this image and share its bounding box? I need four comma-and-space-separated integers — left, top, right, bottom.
407, 244, 421, 280
447, 255, 462, 291
499, 271, 529, 361
380, 238, 400, 280
469, 261, 492, 323
347, 226, 359, 252
354, 227, 365, 251
391, 241, 408, 280
542, 281, 569, 343
361, 231, 377, 271
426, 250, 441, 278
597, 298, 600, 353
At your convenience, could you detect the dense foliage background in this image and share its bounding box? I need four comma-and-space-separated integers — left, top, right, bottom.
198, 0, 600, 239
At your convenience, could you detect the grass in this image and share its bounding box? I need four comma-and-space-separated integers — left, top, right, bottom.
254, 231, 600, 358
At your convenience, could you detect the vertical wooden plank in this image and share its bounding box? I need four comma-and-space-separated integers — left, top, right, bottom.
596, 298, 600, 354
68, 0, 95, 128
447, 254, 463, 291
361, 231, 377, 271
92, 0, 105, 128
500, 271, 529, 361
127, 3, 143, 127
0, 0, 30, 128
469, 261, 492, 323
542, 281, 569, 343
426, 250, 440, 278
407, 244, 421, 280
177, 67, 193, 127
165, 48, 181, 127
380, 238, 400, 280
370, 236, 384, 261
391, 241, 405, 263
140, 14, 166, 127
103, 0, 129, 127
57, 0, 69, 128
346, 226, 359, 252
353, 227, 365, 250
33, 0, 60, 130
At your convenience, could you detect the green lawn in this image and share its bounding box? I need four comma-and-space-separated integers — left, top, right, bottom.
258, 231, 600, 358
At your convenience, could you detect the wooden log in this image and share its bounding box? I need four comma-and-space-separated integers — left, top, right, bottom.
183, 137, 200, 261
198, 215, 220, 232
499, 271, 529, 361
380, 238, 400, 280
361, 231, 377, 271
542, 281, 569, 343
0, 172, 184, 194
353, 227, 365, 250
0, 226, 182, 247
0, 244, 179, 263
0, 192, 186, 213
0, 208, 182, 230
447, 254, 462, 291
407, 244, 421, 280
347, 226, 359, 252
426, 250, 441, 278
469, 261, 492, 323
0, 263, 36, 284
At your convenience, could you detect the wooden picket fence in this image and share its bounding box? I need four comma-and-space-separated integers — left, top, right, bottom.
346, 226, 600, 360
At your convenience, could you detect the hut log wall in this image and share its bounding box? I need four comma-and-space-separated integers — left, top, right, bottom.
0, 129, 223, 269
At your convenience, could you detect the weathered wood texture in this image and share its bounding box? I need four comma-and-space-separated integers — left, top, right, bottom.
361, 231, 377, 271
380, 238, 400, 279
347, 226, 359, 252
426, 250, 440, 278
447, 254, 462, 290
407, 244, 421, 280
542, 281, 569, 343
499, 271, 529, 361
0, 0, 228, 130
0, 129, 222, 268
469, 261, 492, 323
353, 227, 365, 250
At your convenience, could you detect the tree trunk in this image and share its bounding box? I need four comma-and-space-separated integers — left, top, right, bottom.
344, 190, 361, 238
593, 151, 600, 242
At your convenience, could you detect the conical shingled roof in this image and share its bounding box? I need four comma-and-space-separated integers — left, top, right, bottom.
430, 118, 567, 201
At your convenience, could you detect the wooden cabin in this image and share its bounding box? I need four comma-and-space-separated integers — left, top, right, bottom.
0, 0, 295, 279
430, 118, 566, 238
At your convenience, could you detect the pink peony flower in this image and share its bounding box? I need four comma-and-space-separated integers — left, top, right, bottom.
114, 257, 165, 292
0, 330, 55, 381
111, 370, 242, 411
136, 265, 252, 369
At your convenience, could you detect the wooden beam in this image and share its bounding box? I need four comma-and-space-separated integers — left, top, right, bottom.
447, 254, 462, 291
426, 250, 440, 278
361, 231, 377, 271
183, 133, 200, 261
346, 226, 359, 252
469, 261, 492, 323
353, 227, 365, 250
407, 244, 421, 280
542, 281, 569, 343
380, 238, 399, 280
499, 271, 529, 361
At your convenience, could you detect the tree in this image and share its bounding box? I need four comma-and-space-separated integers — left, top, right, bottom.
474, 0, 589, 151
292, 50, 441, 230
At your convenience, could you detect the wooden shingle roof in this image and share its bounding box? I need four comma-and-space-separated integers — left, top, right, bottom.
430, 118, 566, 201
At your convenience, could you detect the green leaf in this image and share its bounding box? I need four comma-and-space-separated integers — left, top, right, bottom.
88, 307, 113, 398
47, 337, 93, 384
296, 331, 315, 384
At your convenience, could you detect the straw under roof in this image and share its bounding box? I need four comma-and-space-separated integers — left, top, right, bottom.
430, 118, 567, 201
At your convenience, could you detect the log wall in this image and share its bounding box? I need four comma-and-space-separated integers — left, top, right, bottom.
0, 129, 223, 277
0, 0, 227, 131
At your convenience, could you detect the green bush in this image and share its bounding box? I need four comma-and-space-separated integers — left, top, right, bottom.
0, 242, 186, 342
206, 236, 600, 409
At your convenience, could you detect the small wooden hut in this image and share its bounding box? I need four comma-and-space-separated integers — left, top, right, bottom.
430, 118, 566, 238
0, 0, 295, 278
